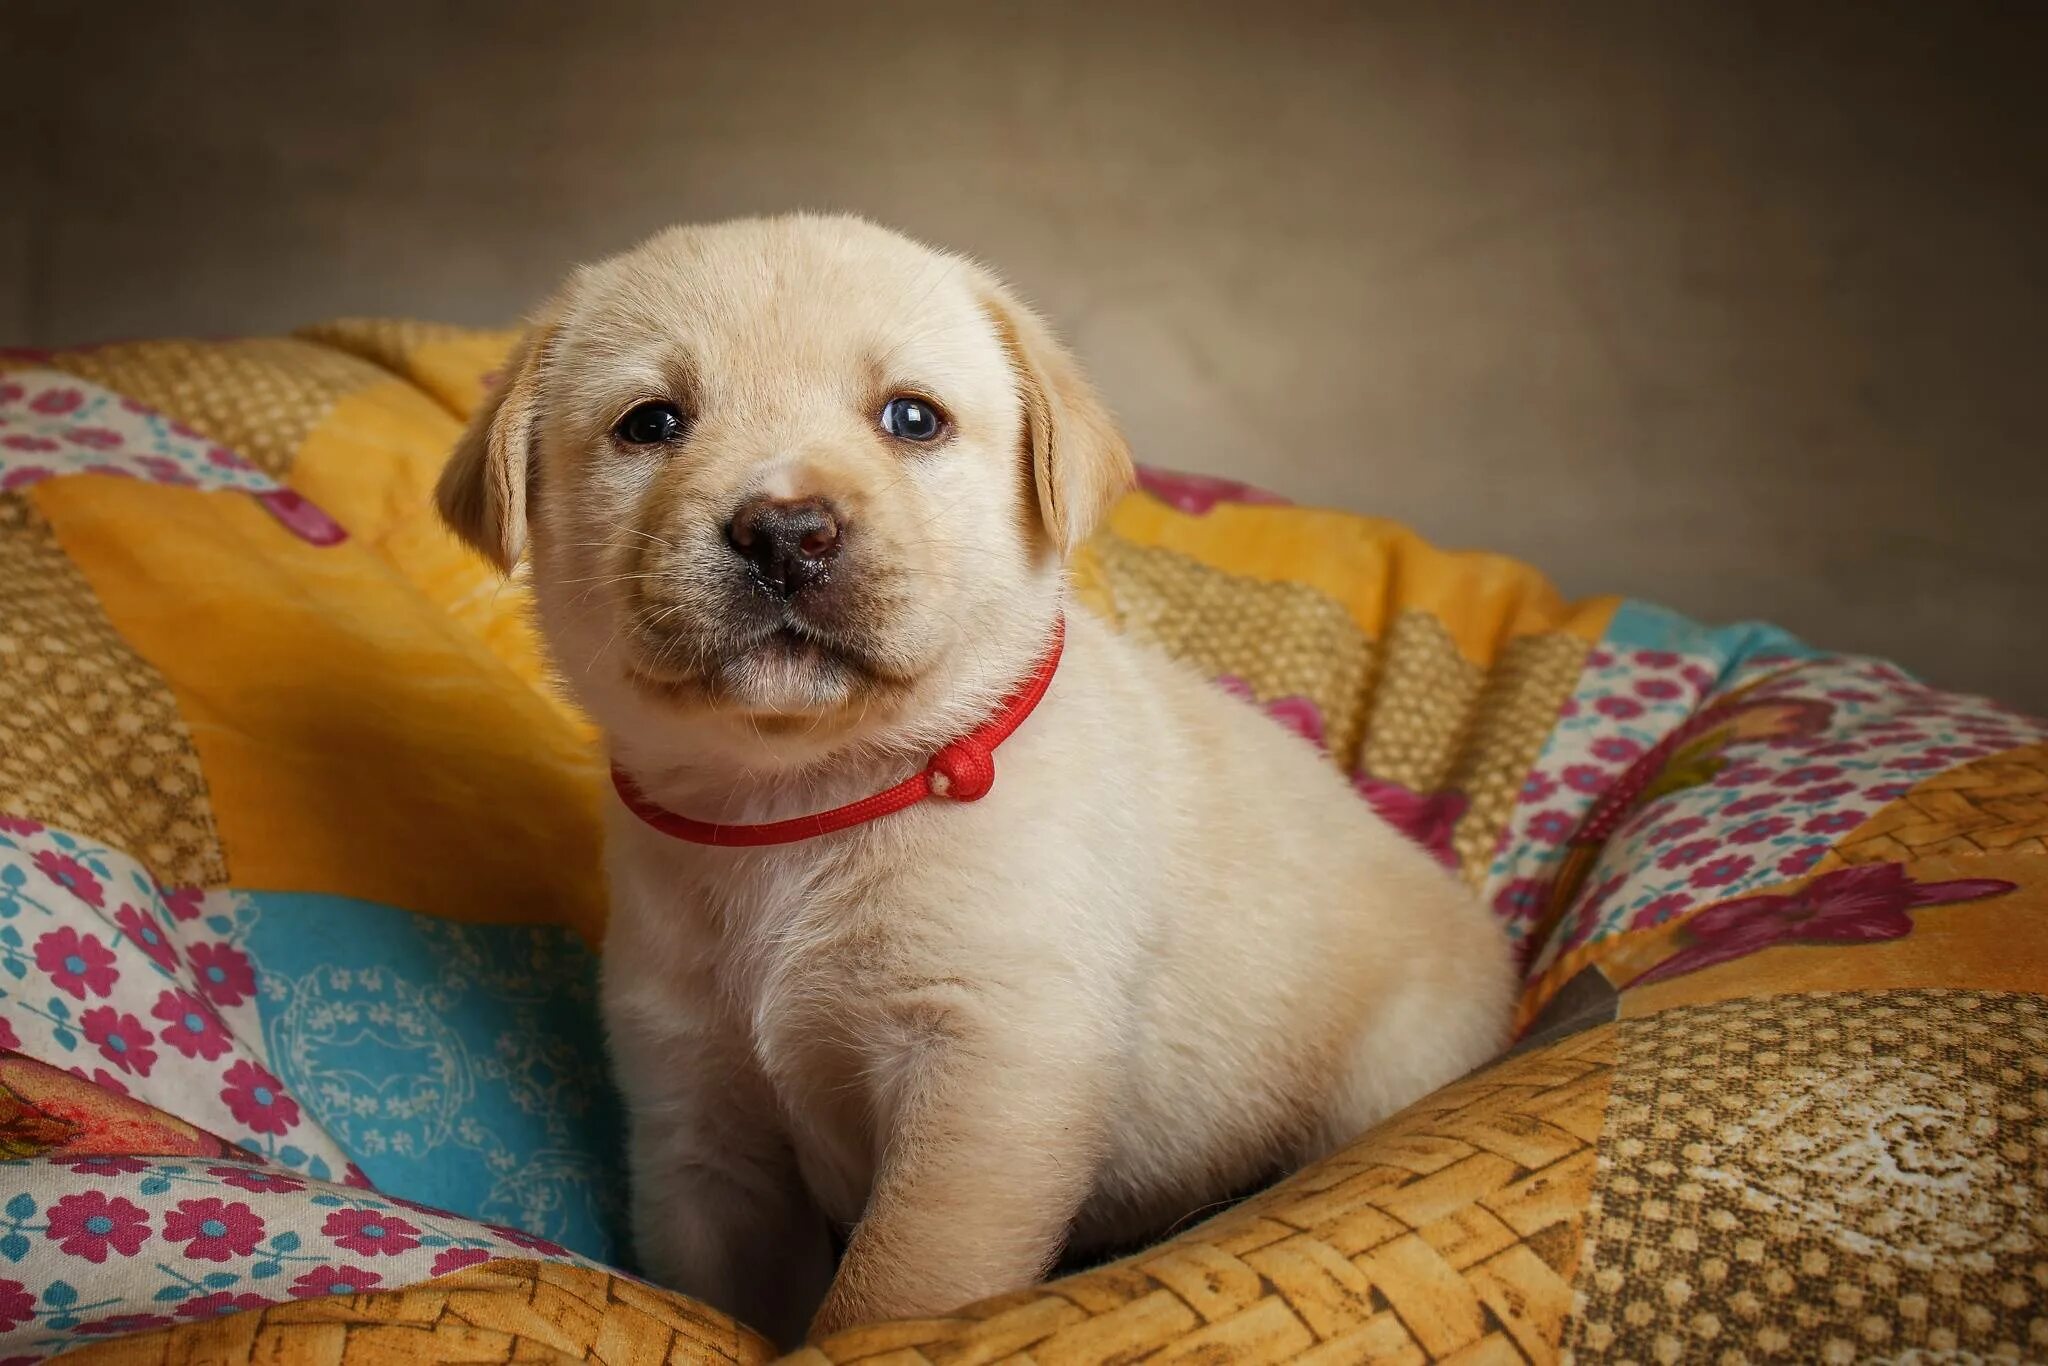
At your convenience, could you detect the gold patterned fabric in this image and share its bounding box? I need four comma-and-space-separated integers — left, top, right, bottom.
0, 493, 224, 886
1568, 992, 2048, 1364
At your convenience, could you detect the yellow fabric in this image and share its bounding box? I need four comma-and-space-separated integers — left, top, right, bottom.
31, 472, 607, 938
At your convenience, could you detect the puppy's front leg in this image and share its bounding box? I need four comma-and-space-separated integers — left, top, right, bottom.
612, 998, 834, 1348
810, 999, 1109, 1338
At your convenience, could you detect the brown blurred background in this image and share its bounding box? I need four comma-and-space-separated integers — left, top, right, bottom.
5, 2, 2045, 708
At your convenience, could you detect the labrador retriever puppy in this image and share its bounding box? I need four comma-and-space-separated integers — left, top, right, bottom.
436, 214, 1515, 1346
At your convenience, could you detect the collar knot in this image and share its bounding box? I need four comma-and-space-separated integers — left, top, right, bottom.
926, 738, 996, 801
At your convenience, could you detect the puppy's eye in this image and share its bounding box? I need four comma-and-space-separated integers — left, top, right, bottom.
879, 395, 946, 443
615, 401, 685, 445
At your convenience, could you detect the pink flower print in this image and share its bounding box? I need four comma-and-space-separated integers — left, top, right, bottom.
161, 886, 205, 921
220, 1061, 299, 1135
205, 445, 250, 470
1633, 650, 1680, 669
1826, 688, 1880, 704
0, 467, 51, 491
114, 903, 178, 972
431, 1247, 492, 1276
1775, 764, 1843, 787
1712, 762, 1773, 788
1863, 781, 1912, 803
269, 491, 350, 542
1629, 892, 1692, 930
1591, 736, 1644, 764
1526, 809, 1577, 845
291, 1265, 382, 1299
1587, 648, 1615, 669
1492, 877, 1549, 920
1777, 846, 1826, 878
1557, 697, 1580, 719
1520, 771, 1558, 803
1681, 664, 1716, 691
1351, 777, 1468, 870
1722, 792, 1783, 817
1729, 816, 1793, 844
187, 941, 255, 1006
28, 388, 82, 415
1580, 872, 1627, 919
69, 1066, 128, 1096
486, 1222, 566, 1256
0, 382, 21, 404
1594, 695, 1644, 720
0, 435, 58, 453
1562, 765, 1608, 795
0, 1280, 32, 1331
1134, 466, 1290, 516
44, 1190, 150, 1262
81, 1006, 156, 1076
1690, 854, 1754, 889
153, 989, 231, 1061
1215, 677, 1327, 750
1263, 696, 1327, 750
0, 815, 43, 837
1635, 863, 2015, 987
36, 927, 119, 999
32, 850, 104, 907
62, 426, 122, 450
341, 1162, 374, 1190
164, 1198, 265, 1262
1634, 677, 1683, 701
0, 1017, 16, 1051
175, 1292, 271, 1321
1805, 810, 1864, 835
209, 1164, 304, 1195
1795, 782, 1856, 804
1808, 741, 1867, 758
1646, 815, 1709, 846
1891, 754, 1948, 773
134, 455, 196, 486
322, 1208, 421, 1257
74, 1313, 174, 1335
59, 1155, 148, 1176
1657, 839, 1718, 870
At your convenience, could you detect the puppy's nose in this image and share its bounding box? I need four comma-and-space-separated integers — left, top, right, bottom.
727, 496, 842, 596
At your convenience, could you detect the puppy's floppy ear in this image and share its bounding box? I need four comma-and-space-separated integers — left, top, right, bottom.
436, 298, 568, 572
980, 284, 1135, 556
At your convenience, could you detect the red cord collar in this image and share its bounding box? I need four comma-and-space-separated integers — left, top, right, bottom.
611, 616, 1065, 848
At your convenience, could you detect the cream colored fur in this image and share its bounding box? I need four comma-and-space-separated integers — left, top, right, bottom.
435, 214, 1515, 1346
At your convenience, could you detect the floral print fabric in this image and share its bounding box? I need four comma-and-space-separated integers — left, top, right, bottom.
0, 372, 344, 544
0, 1157, 579, 1354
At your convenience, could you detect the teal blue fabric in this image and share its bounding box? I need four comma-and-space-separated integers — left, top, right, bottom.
240, 893, 625, 1264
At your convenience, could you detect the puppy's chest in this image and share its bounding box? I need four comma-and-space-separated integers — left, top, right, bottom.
706, 864, 916, 1218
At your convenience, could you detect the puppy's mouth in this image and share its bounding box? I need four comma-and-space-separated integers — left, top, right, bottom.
624, 614, 905, 709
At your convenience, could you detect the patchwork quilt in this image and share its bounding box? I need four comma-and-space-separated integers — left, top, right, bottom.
0, 322, 2042, 1363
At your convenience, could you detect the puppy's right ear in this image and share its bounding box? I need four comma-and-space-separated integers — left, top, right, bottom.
436, 301, 567, 573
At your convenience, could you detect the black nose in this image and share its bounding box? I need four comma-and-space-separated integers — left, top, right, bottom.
727, 496, 842, 596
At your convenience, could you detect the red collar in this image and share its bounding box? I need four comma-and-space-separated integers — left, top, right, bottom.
611, 616, 1065, 848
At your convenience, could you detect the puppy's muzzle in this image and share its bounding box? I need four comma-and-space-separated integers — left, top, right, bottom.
727, 495, 842, 598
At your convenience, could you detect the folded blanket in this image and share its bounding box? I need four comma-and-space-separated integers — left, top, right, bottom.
0, 322, 2042, 1363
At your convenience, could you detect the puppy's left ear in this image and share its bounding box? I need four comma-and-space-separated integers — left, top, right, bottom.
436, 296, 569, 573
980, 283, 1135, 556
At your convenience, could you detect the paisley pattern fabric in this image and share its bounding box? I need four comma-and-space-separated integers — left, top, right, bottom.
1, 321, 2044, 1362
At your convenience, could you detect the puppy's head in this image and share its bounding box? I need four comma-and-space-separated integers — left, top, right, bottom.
438, 215, 1131, 765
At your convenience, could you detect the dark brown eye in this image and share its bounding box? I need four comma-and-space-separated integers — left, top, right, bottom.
616, 401, 685, 445
879, 396, 945, 442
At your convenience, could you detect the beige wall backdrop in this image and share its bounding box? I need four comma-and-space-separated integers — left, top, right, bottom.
5, 2, 2045, 709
